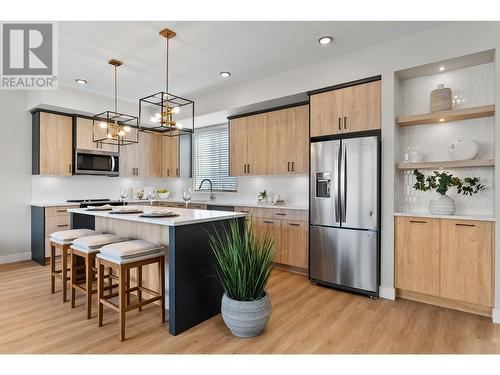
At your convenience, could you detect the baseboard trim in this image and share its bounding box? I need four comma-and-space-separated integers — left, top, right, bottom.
493, 308, 500, 324
379, 286, 396, 300
0, 252, 31, 265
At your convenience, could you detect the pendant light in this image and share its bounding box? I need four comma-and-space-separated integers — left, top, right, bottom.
139, 28, 194, 137
92, 59, 139, 146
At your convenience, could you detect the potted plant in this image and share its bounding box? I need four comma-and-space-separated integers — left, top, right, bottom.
413, 169, 485, 215
209, 220, 275, 338
157, 188, 170, 199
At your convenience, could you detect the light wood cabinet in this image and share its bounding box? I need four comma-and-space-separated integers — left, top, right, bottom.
440, 219, 493, 307
119, 132, 166, 178
43, 205, 79, 258
119, 141, 139, 177
38, 112, 73, 176
281, 220, 308, 269
253, 217, 282, 263
395, 216, 440, 296
230, 104, 309, 176
395, 216, 495, 313
161, 136, 180, 178
310, 80, 381, 137
75, 117, 118, 152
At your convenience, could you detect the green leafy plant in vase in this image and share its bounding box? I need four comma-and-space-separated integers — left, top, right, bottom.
412, 169, 485, 215
209, 219, 275, 337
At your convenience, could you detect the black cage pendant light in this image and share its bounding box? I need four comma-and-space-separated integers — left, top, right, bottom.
139, 28, 194, 137
92, 59, 139, 146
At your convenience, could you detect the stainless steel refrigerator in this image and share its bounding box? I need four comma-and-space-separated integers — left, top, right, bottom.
309, 135, 380, 296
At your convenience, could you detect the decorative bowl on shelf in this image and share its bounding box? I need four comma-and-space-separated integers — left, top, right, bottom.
158, 192, 170, 199
449, 140, 478, 161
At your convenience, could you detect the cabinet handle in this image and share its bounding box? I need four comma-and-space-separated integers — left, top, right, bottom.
287, 162, 290, 172
167, 168, 170, 176
263, 220, 274, 224
409, 220, 426, 224
56, 209, 67, 213
338, 118, 341, 131
455, 223, 475, 227
136, 168, 139, 176
292, 161, 295, 172
275, 213, 286, 216
289, 223, 300, 227
57, 224, 69, 228
247, 164, 250, 174
176, 168, 179, 176
240, 210, 249, 213
68, 164, 72, 173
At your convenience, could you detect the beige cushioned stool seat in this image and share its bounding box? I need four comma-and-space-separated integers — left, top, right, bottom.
71, 234, 127, 254
49, 229, 98, 245
97, 240, 165, 264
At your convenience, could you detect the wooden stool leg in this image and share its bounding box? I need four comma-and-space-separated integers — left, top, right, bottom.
126, 268, 131, 307
70, 249, 76, 308
107, 267, 113, 296
138, 266, 143, 312
86, 253, 93, 319
119, 265, 127, 341
97, 259, 104, 327
159, 255, 165, 323
62, 246, 68, 302
50, 243, 56, 294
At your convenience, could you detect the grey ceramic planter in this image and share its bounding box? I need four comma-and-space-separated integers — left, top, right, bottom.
221, 292, 271, 338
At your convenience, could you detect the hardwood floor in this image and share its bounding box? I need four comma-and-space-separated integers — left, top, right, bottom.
1, 260, 500, 354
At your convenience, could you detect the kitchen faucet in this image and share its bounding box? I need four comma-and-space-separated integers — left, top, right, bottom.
198, 179, 215, 200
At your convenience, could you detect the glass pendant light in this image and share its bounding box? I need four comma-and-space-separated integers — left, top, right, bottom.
92, 59, 139, 146
139, 28, 194, 137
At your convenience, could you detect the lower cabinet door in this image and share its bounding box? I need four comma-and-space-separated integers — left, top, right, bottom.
281, 220, 308, 269
395, 216, 440, 296
252, 218, 282, 262
440, 219, 493, 307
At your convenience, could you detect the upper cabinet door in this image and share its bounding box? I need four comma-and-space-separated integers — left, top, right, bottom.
342, 80, 381, 133
39, 112, 73, 176
310, 90, 342, 137
145, 133, 163, 178
161, 135, 179, 178
119, 140, 137, 177
76, 117, 118, 152
440, 219, 493, 307
290, 105, 309, 174
267, 109, 292, 175
247, 113, 269, 175
229, 117, 248, 176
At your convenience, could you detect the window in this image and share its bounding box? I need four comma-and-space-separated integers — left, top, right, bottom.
193, 124, 237, 192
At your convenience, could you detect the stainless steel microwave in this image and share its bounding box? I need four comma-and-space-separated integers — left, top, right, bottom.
74, 149, 119, 176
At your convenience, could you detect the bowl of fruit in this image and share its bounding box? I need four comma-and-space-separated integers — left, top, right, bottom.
157, 189, 170, 199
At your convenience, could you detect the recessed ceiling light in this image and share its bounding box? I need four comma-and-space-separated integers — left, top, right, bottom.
220, 71, 231, 78
439, 66, 445, 71
318, 36, 333, 45
75, 78, 88, 85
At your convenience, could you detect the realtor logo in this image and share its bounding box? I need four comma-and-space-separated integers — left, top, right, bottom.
1, 23, 58, 89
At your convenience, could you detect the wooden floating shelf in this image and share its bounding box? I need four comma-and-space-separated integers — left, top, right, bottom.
396, 105, 495, 127
396, 159, 495, 170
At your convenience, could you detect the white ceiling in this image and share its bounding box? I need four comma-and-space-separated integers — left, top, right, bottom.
59, 21, 448, 104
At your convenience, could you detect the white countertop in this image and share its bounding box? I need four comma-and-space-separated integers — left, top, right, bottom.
68, 206, 246, 227
394, 211, 495, 222
31, 199, 309, 211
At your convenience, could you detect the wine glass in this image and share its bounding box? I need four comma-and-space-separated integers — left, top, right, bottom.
147, 187, 156, 206
120, 188, 128, 202
182, 188, 192, 208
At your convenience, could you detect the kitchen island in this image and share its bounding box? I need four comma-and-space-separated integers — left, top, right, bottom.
68, 206, 246, 335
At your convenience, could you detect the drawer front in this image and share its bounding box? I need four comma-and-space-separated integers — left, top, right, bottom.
188, 203, 207, 210
45, 205, 78, 217
268, 208, 308, 222
234, 206, 261, 218
45, 215, 71, 236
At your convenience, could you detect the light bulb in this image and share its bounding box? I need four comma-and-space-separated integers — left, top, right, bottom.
107, 133, 112, 139
100, 122, 107, 129
155, 112, 161, 118
171, 106, 180, 114
176, 123, 183, 129
118, 130, 126, 137
123, 126, 131, 132
150, 116, 158, 123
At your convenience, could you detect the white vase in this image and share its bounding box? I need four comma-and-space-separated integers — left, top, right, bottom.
449, 140, 479, 161
429, 194, 456, 215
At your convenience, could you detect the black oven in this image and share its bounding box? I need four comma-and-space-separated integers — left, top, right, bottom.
74, 149, 119, 176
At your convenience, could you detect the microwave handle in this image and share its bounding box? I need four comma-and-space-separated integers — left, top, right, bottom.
111, 155, 116, 172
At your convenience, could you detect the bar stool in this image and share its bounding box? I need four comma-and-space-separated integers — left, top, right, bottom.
70, 234, 127, 319
96, 240, 166, 341
49, 229, 98, 302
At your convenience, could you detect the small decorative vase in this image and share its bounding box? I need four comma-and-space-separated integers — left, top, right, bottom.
430, 84, 452, 113
221, 292, 271, 338
429, 193, 456, 215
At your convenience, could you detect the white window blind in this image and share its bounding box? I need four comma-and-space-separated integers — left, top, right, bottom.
194, 124, 237, 192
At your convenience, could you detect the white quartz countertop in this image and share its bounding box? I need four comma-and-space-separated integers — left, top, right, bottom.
394, 212, 495, 222
67, 206, 246, 227
31, 199, 309, 211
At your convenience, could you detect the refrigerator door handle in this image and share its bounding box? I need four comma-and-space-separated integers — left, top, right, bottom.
340, 144, 347, 223
334, 146, 340, 222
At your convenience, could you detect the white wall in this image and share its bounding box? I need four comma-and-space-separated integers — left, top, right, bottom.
0, 91, 31, 262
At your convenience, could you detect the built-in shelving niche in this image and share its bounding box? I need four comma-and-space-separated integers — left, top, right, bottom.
394, 49, 496, 216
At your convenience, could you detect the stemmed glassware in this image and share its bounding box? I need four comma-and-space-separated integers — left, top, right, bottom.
182, 188, 192, 208
120, 188, 128, 202
146, 187, 157, 206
